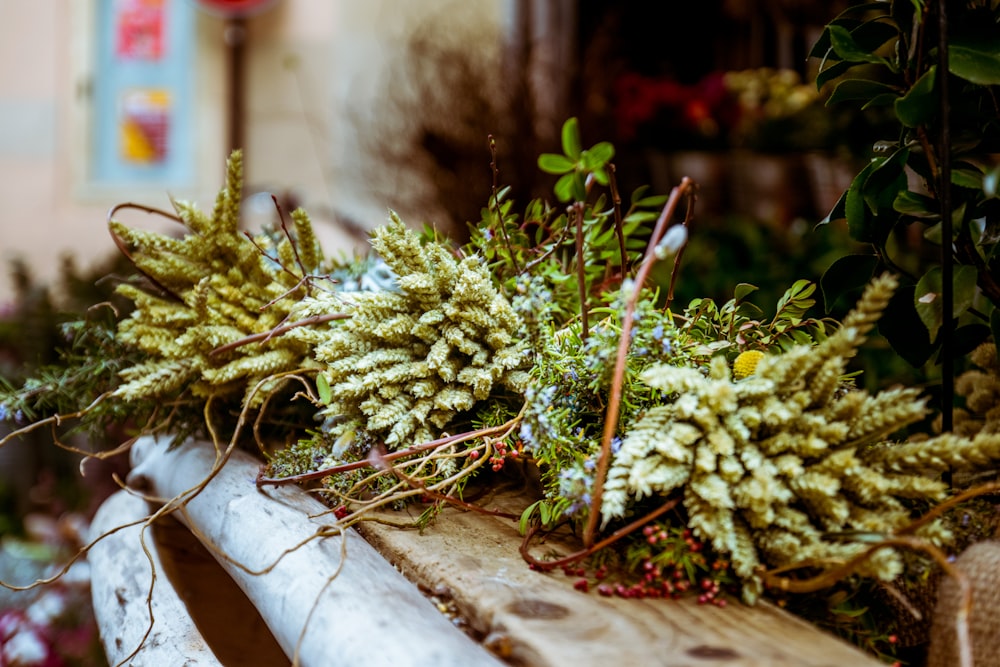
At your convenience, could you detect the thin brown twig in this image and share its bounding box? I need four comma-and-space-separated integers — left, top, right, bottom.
582, 177, 692, 548
210, 313, 350, 356
607, 164, 629, 275
520, 497, 681, 571
663, 189, 695, 311
106, 202, 186, 303
256, 416, 522, 487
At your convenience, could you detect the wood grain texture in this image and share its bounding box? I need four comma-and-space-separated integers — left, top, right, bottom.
354, 488, 886, 667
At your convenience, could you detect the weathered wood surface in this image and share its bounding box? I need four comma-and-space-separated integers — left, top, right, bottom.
355, 489, 886, 667
103, 436, 885, 667
124, 436, 506, 667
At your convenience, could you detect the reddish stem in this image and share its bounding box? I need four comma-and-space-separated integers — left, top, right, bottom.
581, 178, 692, 548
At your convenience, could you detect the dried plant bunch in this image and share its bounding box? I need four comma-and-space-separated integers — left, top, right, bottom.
602, 272, 1000, 603
951, 342, 1000, 437
296, 214, 533, 449
110, 151, 325, 408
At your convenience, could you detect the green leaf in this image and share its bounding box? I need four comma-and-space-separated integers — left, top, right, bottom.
893, 190, 939, 219
561, 117, 582, 160
519, 503, 536, 535
554, 172, 576, 202
894, 66, 937, 128
950, 39, 1000, 85
734, 283, 759, 302
914, 265, 978, 342
947, 324, 992, 362
879, 283, 936, 367
821, 254, 879, 312
316, 373, 332, 405
952, 166, 983, 190
827, 78, 900, 106
583, 142, 615, 168
816, 60, 856, 91
538, 153, 575, 175
828, 24, 894, 67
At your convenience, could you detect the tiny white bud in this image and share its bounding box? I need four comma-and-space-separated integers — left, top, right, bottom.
654, 225, 688, 260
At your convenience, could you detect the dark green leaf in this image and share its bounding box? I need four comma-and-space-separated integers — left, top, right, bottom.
845, 161, 878, 241
952, 166, 983, 190
827, 79, 900, 105
914, 265, 978, 342
821, 254, 879, 313
817, 60, 856, 91
879, 283, 936, 367
894, 190, 940, 219
950, 39, 1000, 85
894, 66, 937, 128
828, 24, 894, 67
946, 324, 992, 362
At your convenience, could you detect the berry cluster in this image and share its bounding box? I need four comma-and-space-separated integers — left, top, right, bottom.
560, 522, 733, 605
477, 439, 520, 472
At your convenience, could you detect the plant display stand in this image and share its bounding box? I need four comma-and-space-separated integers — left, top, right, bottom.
88, 437, 884, 666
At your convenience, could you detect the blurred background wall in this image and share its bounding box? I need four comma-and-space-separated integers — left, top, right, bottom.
0, 0, 849, 304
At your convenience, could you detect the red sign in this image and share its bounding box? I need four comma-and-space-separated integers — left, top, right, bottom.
193, 0, 279, 18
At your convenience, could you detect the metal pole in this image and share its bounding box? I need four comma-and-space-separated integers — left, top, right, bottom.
224, 17, 247, 158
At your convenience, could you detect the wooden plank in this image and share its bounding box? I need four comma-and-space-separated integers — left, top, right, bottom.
354, 490, 886, 667
126, 436, 507, 667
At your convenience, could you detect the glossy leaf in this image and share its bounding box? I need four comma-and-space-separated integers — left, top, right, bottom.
914, 265, 978, 342
950, 39, 1000, 85
828, 24, 894, 67
879, 283, 936, 367
827, 79, 900, 106
820, 254, 879, 312
894, 66, 937, 127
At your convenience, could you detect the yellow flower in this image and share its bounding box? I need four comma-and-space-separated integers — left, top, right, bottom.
733, 350, 765, 379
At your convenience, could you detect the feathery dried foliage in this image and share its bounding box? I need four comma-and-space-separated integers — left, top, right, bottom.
110, 151, 326, 410
602, 273, 1000, 602
300, 214, 532, 449
951, 342, 1000, 437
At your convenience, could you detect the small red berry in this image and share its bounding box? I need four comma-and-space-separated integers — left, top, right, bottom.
573, 579, 589, 592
